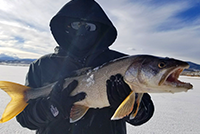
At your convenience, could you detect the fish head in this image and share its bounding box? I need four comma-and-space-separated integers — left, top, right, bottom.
124, 55, 193, 93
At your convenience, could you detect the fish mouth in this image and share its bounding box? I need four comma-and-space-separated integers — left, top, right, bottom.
159, 66, 193, 90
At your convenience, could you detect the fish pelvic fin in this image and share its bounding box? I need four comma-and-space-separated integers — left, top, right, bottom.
111, 91, 135, 120
70, 104, 89, 123
130, 93, 144, 119
0, 81, 30, 123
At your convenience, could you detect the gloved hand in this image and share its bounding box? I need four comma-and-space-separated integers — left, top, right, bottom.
106, 74, 154, 126
106, 74, 131, 109
127, 93, 154, 126
41, 79, 86, 121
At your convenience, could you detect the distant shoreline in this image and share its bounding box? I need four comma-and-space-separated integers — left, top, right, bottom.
0, 63, 199, 77
181, 70, 200, 77
0, 63, 29, 67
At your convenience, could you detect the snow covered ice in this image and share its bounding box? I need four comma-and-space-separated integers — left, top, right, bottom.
0, 65, 199, 134
0, 65, 34, 134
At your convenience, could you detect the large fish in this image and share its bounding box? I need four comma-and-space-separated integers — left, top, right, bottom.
0, 55, 193, 123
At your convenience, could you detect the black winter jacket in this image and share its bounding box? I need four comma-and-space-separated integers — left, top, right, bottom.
16, 0, 154, 133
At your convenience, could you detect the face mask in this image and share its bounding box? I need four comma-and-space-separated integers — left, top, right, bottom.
64, 20, 101, 52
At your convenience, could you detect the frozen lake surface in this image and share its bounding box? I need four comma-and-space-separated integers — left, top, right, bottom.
0, 65, 199, 134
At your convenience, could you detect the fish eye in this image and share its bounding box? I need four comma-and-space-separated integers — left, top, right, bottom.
158, 62, 166, 68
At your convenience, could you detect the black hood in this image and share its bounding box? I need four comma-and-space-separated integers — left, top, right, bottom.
50, 0, 117, 53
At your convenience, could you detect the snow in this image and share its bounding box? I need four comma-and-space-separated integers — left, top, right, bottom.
0, 65, 199, 134
127, 76, 200, 134
0, 65, 34, 134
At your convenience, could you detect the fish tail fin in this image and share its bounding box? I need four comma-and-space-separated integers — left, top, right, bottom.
0, 81, 30, 123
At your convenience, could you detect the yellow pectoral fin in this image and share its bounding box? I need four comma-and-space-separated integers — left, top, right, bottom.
111, 91, 135, 120
0, 81, 30, 123
70, 105, 89, 123
130, 93, 144, 119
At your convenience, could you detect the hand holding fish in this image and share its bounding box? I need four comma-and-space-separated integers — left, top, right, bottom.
106, 74, 154, 125
106, 74, 131, 109
126, 93, 154, 125
43, 79, 86, 120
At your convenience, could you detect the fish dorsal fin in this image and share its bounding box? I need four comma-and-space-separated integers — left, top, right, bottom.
111, 91, 135, 120
70, 105, 89, 123
70, 67, 92, 77
130, 93, 144, 119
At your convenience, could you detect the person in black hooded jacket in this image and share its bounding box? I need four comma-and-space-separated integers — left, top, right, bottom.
16, 0, 154, 134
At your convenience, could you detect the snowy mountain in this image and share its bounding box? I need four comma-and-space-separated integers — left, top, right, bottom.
187, 62, 200, 71
0, 54, 36, 66
0, 53, 19, 60
182, 62, 200, 76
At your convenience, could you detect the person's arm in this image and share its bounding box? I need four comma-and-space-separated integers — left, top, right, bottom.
16, 63, 43, 129
106, 74, 154, 125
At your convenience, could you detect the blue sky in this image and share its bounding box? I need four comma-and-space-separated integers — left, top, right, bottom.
0, 0, 200, 63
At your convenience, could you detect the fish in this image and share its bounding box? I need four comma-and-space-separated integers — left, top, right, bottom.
0, 55, 193, 123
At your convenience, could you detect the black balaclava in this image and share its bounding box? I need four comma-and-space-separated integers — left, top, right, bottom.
50, 0, 117, 57
63, 18, 103, 54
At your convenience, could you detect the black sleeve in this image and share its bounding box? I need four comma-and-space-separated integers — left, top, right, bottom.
16, 62, 47, 130
16, 98, 49, 130
25, 61, 42, 88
